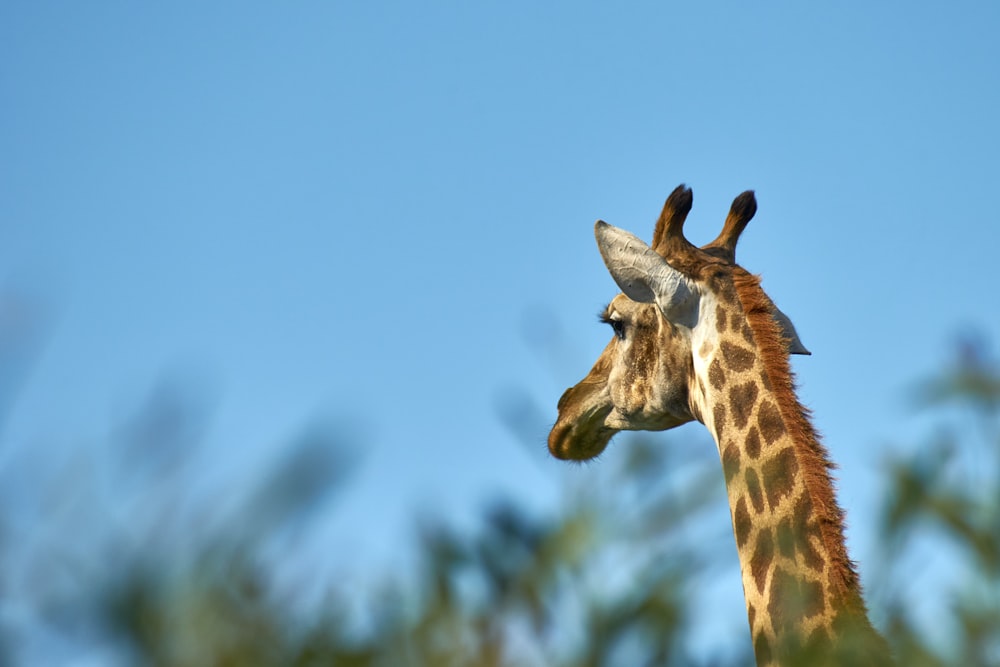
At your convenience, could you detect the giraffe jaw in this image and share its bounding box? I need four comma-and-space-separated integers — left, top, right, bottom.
549, 402, 690, 461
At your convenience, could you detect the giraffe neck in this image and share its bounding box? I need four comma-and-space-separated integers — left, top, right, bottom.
693, 277, 890, 665
707, 382, 869, 663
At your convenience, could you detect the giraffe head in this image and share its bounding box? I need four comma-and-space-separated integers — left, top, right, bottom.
548, 185, 809, 461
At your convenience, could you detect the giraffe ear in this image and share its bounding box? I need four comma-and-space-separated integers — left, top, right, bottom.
594, 221, 698, 327
771, 305, 811, 355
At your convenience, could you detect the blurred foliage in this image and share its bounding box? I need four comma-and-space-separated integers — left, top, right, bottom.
0, 337, 998, 665
87, 433, 733, 667
874, 337, 1000, 666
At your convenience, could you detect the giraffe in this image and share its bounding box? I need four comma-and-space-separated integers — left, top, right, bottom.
548, 185, 892, 666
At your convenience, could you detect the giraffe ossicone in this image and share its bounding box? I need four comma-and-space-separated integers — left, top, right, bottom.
549, 185, 891, 666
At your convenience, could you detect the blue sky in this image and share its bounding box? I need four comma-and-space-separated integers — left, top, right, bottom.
3, 1, 1000, 660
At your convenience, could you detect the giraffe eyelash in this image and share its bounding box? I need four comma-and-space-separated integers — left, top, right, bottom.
598, 306, 626, 340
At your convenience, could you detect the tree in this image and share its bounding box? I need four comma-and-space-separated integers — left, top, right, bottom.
1, 339, 997, 665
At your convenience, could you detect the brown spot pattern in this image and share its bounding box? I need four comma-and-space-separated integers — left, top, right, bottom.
768, 569, 826, 636
760, 369, 772, 391
762, 447, 797, 509
708, 359, 726, 391
713, 404, 727, 439
748, 603, 756, 629
750, 529, 774, 593
767, 568, 794, 635
757, 399, 785, 445
722, 443, 740, 484
745, 426, 761, 459
753, 632, 772, 665
776, 517, 795, 558
729, 381, 758, 430
721, 341, 755, 372
746, 468, 765, 514
716, 305, 728, 332
767, 568, 797, 635
734, 497, 751, 548
792, 494, 826, 572
800, 579, 826, 618
740, 321, 755, 345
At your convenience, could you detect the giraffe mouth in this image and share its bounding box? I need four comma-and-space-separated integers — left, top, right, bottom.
548, 398, 617, 461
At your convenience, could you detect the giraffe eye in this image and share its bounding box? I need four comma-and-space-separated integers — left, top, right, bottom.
599, 307, 626, 341
608, 317, 626, 340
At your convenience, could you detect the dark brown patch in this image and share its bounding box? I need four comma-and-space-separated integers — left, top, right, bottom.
729, 381, 758, 430
767, 568, 797, 635
757, 399, 785, 445
708, 359, 726, 391
733, 497, 751, 548
753, 632, 772, 665
802, 541, 825, 574
750, 529, 774, 593
800, 579, 826, 618
762, 447, 798, 510
767, 567, 797, 637
722, 442, 740, 484
740, 320, 755, 345
748, 603, 756, 629
801, 542, 825, 574
745, 426, 761, 459
776, 518, 795, 558
746, 468, 765, 514
713, 403, 727, 439
768, 569, 826, 638
721, 340, 755, 372
792, 494, 826, 572
715, 304, 728, 332
760, 369, 772, 391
